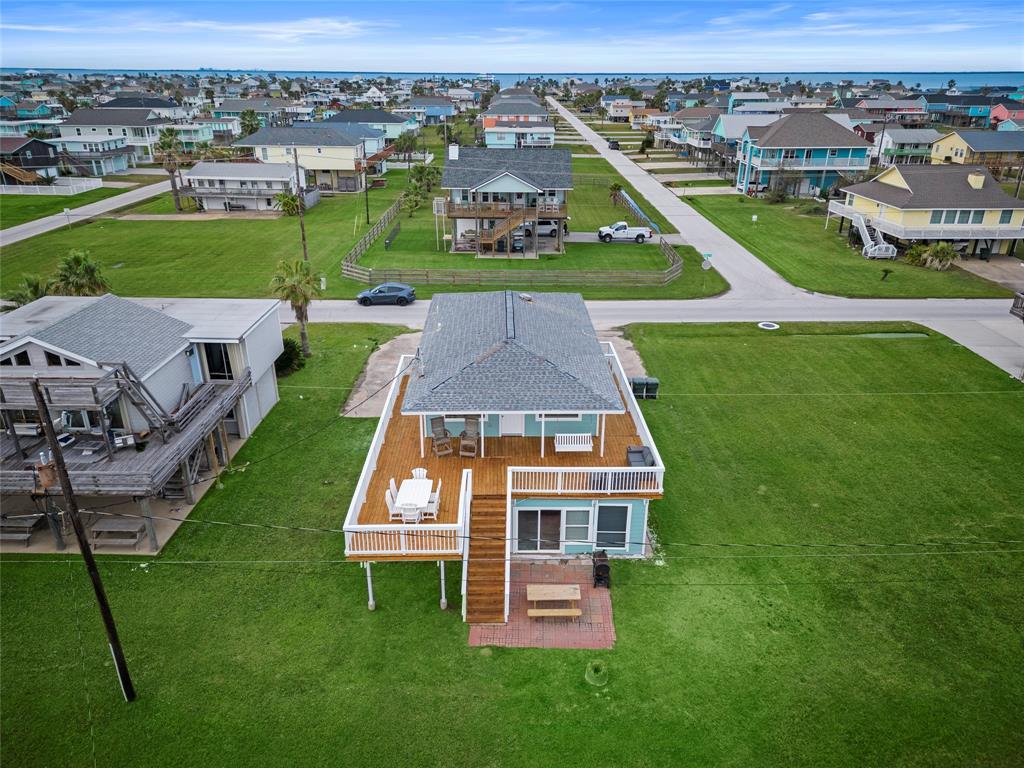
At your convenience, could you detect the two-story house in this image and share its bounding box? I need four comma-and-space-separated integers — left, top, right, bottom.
990, 100, 1024, 129
876, 128, 941, 166
213, 98, 296, 127
480, 100, 549, 128
930, 130, 1024, 177
483, 120, 555, 149
0, 136, 61, 183
58, 108, 171, 162
342, 290, 664, 623
0, 294, 282, 550
97, 95, 190, 120
393, 96, 456, 126
233, 126, 367, 192
441, 146, 572, 255
826, 165, 1024, 258
45, 135, 134, 176
735, 112, 871, 197
181, 161, 319, 212
323, 109, 419, 144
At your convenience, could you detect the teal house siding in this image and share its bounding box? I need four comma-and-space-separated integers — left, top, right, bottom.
513, 497, 649, 557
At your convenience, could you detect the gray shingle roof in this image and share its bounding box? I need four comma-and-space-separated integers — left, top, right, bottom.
62, 108, 169, 127
841, 165, 1024, 210
325, 109, 407, 124
30, 295, 191, 377
232, 125, 363, 147
748, 112, 870, 148
402, 291, 623, 414
216, 98, 294, 113
484, 101, 549, 116
441, 147, 572, 190
186, 161, 294, 180
952, 130, 1024, 152
100, 96, 178, 108
884, 128, 942, 144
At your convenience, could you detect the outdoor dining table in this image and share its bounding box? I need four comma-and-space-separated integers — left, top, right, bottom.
395, 478, 433, 514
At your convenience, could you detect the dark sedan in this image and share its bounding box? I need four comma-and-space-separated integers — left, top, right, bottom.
356, 282, 416, 306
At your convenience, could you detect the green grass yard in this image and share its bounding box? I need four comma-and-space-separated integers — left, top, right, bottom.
2, 321, 1022, 767
668, 179, 732, 188
572, 157, 676, 234
687, 195, 1011, 298
0, 176, 165, 229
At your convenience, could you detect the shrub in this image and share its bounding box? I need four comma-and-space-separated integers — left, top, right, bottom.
923, 241, 960, 272
904, 243, 929, 267
764, 188, 787, 204
275, 337, 306, 376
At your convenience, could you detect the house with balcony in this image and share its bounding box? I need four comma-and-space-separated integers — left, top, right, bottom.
736, 112, 872, 197
990, 100, 1024, 129
233, 126, 367, 192
483, 120, 555, 149
342, 290, 664, 623
181, 161, 319, 212
45, 135, 134, 176
480, 100, 548, 128
0, 294, 282, 551
854, 96, 928, 125
876, 128, 941, 166
393, 96, 456, 125
213, 98, 295, 127
323, 109, 419, 144
930, 130, 1024, 178
97, 95, 190, 120
826, 165, 1024, 258
0, 136, 61, 183
58, 108, 171, 162
441, 146, 571, 255
14, 100, 53, 119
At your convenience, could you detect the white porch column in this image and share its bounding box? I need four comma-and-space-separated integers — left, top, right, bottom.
419, 414, 425, 459
439, 560, 448, 610
540, 415, 545, 458
480, 413, 485, 458
600, 414, 606, 458
364, 562, 376, 611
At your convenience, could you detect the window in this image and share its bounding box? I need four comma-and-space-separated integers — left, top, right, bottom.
107, 128, 112, 135
5, 351, 31, 366
516, 508, 561, 552
260, 148, 269, 160
1000, 209, 1013, 224
943, 210, 958, 224
75, 128, 81, 136
44, 351, 63, 366
930, 210, 943, 224
565, 509, 590, 543
204, 343, 233, 381
971, 210, 984, 224
596, 505, 629, 550
828, 148, 838, 157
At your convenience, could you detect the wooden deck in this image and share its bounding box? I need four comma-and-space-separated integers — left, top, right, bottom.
355, 376, 656, 527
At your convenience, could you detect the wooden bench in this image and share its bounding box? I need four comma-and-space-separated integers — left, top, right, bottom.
554, 433, 593, 453
0, 532, 33, 547
527, 607, 582, 619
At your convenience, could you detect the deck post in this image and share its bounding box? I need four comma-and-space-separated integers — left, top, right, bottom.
139, 496, 158, 552
364, 562, 376, 610
419, 414, 425, 459
205, 433, 221, 476
219, 421, 231, 464
43, 495, 65, 551
439, 560, 447, 610
540, 415, 545, 458
600, 413, 606, 457
179, 459, 196, 504
480, 413, 485, 458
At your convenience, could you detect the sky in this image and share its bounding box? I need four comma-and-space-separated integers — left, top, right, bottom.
1, 0, 1022, 73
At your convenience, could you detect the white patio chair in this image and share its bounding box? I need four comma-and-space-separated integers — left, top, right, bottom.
399, 503, 421, 524
385, 489, 402, 521
422, 479, 442, 520
389, 477, 399, 498
412, 467, 428, 479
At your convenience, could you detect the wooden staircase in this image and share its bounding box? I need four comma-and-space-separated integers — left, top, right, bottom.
479, 210, 527, 246
464, 494, 508, 624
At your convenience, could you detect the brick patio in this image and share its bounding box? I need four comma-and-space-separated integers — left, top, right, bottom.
468, 559, 616, 649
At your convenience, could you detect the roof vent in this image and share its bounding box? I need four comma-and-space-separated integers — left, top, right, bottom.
967, 171, 984, 190
448, 144, 459, 161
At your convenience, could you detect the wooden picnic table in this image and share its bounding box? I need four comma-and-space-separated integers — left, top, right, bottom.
90, 517, 146, 550
526, 583, 582, 621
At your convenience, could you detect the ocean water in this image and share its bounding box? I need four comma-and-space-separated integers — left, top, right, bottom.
3, 69, 1021, 91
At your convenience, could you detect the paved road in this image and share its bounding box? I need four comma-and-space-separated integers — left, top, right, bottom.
1, 180, 172, 245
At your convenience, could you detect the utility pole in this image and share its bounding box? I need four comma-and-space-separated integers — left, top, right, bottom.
292, 147, 309, 262
1015, 161, 1023, 199
30, 379, 136, 703
363, 167, 371, 224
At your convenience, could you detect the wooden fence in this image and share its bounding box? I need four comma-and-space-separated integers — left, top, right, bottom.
341, 198, 402, 277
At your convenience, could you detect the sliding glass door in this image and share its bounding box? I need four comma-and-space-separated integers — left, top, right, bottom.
516, 508, 562, 552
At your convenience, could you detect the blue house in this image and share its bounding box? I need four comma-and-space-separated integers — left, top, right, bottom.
342, 290, 665, 623
736, 112, 871, 197
15, 100, 52, 119
397, 96, 456, 125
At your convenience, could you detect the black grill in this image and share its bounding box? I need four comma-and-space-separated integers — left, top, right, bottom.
593, 550, 611, 588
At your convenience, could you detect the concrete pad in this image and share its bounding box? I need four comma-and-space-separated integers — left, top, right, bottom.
957, 255, 1024, 292
671, 186, 741, 196
656, 173, 724, 182
342, 331, 420, 417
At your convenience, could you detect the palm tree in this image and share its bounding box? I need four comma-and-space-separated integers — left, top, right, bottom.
192, 141, 215, 160
401, 188, 424, 218
4, 274, 50, 307
393, 131, 418, 165
50, 250, 111, 296
239, 109, 261, 137
155, 127, 184, 212
608, 182, 623, 202
270, 259, 321, 357
924, 242, 959, 271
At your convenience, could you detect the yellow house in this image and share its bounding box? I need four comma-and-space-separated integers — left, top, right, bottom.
826, 165, 1024, 257
930, 130, 1024, 173
234, 126, 366, 192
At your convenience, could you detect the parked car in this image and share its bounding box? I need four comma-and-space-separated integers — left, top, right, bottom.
520, 218, 570, 238
608, 140, 620, 150
598, 221, 654, 243
356, 283, 416, 306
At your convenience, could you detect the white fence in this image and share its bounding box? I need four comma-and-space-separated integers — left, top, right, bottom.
0, 178, 103, 195
387, 152, 435, 169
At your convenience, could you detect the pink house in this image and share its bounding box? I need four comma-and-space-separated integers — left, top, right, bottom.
990, 101, 1024, 128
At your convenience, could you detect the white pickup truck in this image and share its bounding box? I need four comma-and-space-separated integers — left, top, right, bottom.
597, 221, 654, 243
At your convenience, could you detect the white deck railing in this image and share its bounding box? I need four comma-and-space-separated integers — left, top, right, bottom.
459, 469, 473, 620
603, 340, 666, 471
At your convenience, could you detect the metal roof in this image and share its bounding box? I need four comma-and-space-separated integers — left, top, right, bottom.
441, 147, 572, 191
185, 161, 295, 180
402, 291, 623, 414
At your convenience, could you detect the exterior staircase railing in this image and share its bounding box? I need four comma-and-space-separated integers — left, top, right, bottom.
852, 213, 898, 259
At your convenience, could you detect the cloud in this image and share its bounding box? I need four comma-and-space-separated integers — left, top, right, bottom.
708, 4, 792, 26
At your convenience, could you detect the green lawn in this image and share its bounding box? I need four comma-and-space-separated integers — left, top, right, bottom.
688, 196, 1011, 298
555, 143, 597, 154
3, 321, 1021, 767
0, 173, 410, 300
645, 164, 703, 174
668, 179, 732, 188
572, 157, 676, 234
0, 175, 165, 229
1001, 181, 1023, 200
